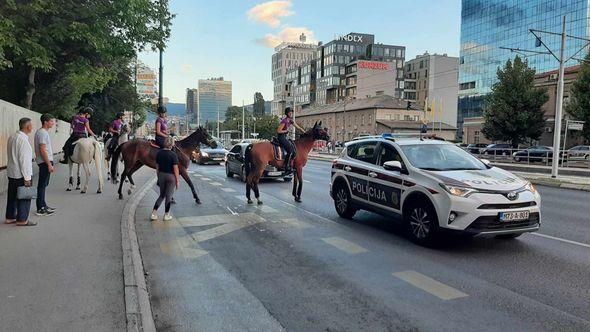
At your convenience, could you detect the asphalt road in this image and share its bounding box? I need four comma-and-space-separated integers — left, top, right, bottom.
135, 159, 590, 331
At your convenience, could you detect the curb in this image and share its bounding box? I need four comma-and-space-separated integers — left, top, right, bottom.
526, 178, 590, 192
121, 176, 157, 332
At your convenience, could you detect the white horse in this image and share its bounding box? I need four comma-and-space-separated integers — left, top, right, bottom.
67, 137, 104, 194
105, 123, 130, 182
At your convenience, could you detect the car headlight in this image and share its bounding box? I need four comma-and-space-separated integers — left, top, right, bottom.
201, 152, 209, 157
439, 183, 477, 197
525, 182, 537, 195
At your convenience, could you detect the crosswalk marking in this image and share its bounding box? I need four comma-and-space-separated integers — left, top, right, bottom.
321, 237, 368, 254
393, 271, 468, 300
210, 182, 223, 186
201, 177, 211, 181
279, 218, 310, 229
222, 188, 236, 192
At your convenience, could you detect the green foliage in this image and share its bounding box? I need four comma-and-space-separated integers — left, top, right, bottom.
225, 106, 244, 120
482, 56, 548, 147
0, 0, 173, 115
253, 92, 265, 117
566, 52, 590, 143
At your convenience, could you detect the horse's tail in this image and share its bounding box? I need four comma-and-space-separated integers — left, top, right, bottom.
110, 143, 123, 184
92, 139, 104, 189
244, 144, 253, 176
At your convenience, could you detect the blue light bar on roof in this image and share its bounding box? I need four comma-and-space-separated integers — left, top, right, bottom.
381, 133, 393, 138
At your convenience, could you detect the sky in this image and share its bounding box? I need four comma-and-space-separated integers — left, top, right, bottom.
139, 0, 461, 105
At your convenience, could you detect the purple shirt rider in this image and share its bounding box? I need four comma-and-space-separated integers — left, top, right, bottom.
280, 117, 294, 131
156, 117, 168, 137
72, 115, 88, 134
111, 119, 122, 132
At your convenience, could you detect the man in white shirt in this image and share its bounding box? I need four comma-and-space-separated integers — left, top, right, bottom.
35, 113, 56, 216
5, 118, 36, 226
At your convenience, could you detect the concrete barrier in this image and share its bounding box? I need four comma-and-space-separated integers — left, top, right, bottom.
1, 99, 71, 193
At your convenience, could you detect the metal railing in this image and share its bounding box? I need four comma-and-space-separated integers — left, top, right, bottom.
463, 147, 590, 168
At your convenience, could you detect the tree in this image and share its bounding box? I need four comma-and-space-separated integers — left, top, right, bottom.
482, 56, 548, 147
225, 106, 244, 120
566, 52, 590, 143
0, 0, 173, 110
253, 92, 265, 117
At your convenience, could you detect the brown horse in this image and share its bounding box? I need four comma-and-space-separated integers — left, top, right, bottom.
111, 127, 215, 203
244, 122, 330, 204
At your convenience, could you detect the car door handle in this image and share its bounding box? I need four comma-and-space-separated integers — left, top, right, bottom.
344, 166, 352, 171
368, 171, 377, 178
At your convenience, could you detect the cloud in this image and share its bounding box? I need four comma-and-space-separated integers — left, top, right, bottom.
255, 27, 317, 48
180, 64, 193, 73
247, 0, 294, 28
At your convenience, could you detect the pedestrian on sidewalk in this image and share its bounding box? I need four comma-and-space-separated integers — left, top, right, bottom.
35, 113, 56, 216
150, 136, 179, 221
5, 118, 36, 226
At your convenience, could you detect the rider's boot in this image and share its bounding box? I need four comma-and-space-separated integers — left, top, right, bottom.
284, 153, 292, 173
59, 148, 69, 164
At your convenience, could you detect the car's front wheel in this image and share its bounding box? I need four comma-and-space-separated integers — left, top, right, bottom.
404, 201, 440, 246
333, 183, 357, 219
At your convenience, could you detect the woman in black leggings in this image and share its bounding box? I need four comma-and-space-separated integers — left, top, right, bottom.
150, 136, 179, 221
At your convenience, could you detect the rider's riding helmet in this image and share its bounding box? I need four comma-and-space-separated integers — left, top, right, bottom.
157, 105, 167, 115
284, 107, 293, 116
116, 112, 125, 119
81, 106, 93, 116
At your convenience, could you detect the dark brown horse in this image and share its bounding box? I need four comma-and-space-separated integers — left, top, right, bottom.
111, 127, 215, 203
244, 122, 330, 204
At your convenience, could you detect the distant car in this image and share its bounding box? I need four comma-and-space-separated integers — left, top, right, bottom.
466, 143, 488, 154
481, 143, 512, 156
512, 146, 553, 163
225, 143, 293, 182
240, 139, 260, 144
567, 145, 590, 160
191, 142, 228, 165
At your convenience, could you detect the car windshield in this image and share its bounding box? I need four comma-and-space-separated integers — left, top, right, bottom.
199, 141, 222, 149
400, 144, 487, 171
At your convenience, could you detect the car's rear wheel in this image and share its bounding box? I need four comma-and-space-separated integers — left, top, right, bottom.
283, 176, 292, 182
514, 156, 521, 162
333, 183, 357, 219
404, 200, 440, 246
225, 163, 233, 178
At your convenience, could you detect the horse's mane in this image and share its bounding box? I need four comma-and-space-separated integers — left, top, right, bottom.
177, 127, 206, 149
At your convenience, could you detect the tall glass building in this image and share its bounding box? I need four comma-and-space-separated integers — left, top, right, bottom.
198, 78, 232, 124
458, 0, 590, 138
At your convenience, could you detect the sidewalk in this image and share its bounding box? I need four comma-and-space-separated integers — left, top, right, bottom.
0, 163, 153, 331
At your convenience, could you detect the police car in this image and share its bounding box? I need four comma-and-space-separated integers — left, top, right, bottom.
330, 134, 541, 245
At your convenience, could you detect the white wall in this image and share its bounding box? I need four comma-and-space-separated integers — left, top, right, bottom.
1, 99, 71, 192
428, 55, 459, 128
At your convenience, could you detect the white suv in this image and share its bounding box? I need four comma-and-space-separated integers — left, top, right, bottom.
330, 135, 541, 246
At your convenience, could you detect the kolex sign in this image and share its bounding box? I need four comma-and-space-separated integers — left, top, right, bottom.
358, 61, 389, 70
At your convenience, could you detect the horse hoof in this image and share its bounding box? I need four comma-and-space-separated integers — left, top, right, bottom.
195, 199, 201, 204
80, 191, 86, 194
118, 194, 123, 200
66, 188, 72, 192
257, 200, 263, 205
295, 197, 302, 203
171, 200, 177, 205
97, 190, 102, 194
247, 199, 253, 204
128, 189, 132, 195
75, 187, 80, 191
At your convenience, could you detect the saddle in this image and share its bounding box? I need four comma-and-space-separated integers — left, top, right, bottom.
270, 137, 297, 161
148, 140, 161, 149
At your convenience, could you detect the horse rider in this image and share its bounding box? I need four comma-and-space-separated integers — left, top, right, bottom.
155, 105, 169, 148
277, 107, 304, 172
107, 112, 125, 155
60, 107, 96, 164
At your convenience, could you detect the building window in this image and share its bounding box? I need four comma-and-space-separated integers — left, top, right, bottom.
474, 131, 480, 143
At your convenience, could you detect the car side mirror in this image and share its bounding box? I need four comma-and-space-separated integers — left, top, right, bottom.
383, 160, 402, 172
481, 159, 491, 167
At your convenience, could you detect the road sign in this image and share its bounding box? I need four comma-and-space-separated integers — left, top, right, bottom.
568, 122, 584, 131
251, 133, 259, 138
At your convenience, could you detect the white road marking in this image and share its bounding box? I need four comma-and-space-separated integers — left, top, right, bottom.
227, 207, 238, 215
393, 271, 468, 300
257, 205, 278, 213
303, 180, 312, 183
210, 182, 223, 186
222, 188, 236, 193
321, 237, 368, 254
531, 233, 590, 249
201, 177, 211, 181
280, 218, 311, 229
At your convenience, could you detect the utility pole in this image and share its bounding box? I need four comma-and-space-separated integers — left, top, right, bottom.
499, 15, 590, 178
157, 0, 164, 108
216, 104, 220, 138
242, 100, 245, 140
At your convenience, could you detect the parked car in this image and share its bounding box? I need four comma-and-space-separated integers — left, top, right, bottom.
481, 143, 512, 156
466, 143, 488, 154
567, 145, 590, 160
225, 143, 293, 182
191, 142, 228, 165
330, 135, 541, 246
512, 146, 553, 163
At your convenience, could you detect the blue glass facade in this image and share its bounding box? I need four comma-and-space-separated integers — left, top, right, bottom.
458, 0, 590, 136
198, 79, 232, 124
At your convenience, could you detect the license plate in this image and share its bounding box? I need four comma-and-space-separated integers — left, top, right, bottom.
213, 158, 223, 160
499, 210, 530, 222
267, 171, 281, 176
